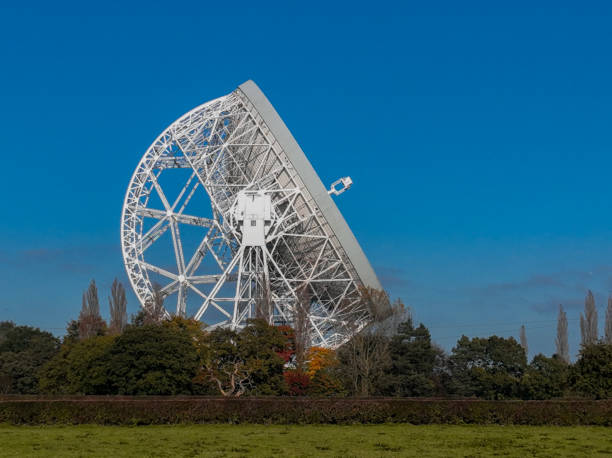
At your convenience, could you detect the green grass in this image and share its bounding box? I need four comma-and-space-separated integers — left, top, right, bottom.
0, 424, 610, 457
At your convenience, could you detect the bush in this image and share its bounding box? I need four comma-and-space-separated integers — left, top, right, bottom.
308, 370, 346, 397
0, 397, 610, 426
284, 371, 310, 396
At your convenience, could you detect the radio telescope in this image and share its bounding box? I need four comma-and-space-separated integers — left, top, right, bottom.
121, 80, 382, 348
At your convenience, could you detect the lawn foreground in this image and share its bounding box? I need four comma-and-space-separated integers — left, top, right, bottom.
0, 424, 610, 457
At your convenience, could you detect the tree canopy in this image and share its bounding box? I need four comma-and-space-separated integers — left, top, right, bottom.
0, 322, 60, 394
520, 354, 568, 400
570, 342, 612, 399
376, 318, 444, 397
107, 324, 200, 395
449, 335, 527, 399
195, 319, 287, 396
4, 285, 611, 400
39, 335, 115, 394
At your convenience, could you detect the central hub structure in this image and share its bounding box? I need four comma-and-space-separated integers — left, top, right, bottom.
233, 191, 273, 246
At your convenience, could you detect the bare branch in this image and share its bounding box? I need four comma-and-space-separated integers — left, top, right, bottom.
293, 282, 311, 371
143, 282, 167, 325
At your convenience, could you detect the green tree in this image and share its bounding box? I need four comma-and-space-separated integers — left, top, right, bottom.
195, 327, 251, 396
38, 335, 115, 394
520, 354, 568, 399
0, 321, 15, 347
107, 324, 199, 395
239, 319, 287, 395
0, 322, 60, 394
449, 335, 527, 399
195, 319, 287, 396
376, 318, 444, 397
38, 344, 71, 394
64, 320, 80, 343
570, 342, 612, 399
162, 316, 205, 343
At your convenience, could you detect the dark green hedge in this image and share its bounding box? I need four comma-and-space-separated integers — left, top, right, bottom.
0, 397, 610, 425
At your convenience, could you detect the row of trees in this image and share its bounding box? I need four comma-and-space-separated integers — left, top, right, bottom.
339, 317, 611, 400
0, 321, 60, 394
1, 281, 610, 399
551, 290, 612, 364
2, 314, 609, 399
74, 279, 128, 339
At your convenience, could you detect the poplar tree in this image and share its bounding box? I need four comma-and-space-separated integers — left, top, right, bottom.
519, 325, 528, 357
580, 290, 598, 346
78, 279, 106, 339
556, 304, 569, 364
108, 278, 127, 334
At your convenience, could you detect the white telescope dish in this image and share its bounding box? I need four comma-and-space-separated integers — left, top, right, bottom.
121, 80, 382, 347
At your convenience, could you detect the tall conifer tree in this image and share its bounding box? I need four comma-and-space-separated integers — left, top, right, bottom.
108, 278, 127, 334
78, 279, 105, 339
580, 290, 598, 346
556, 304, 569, 363
519, 325, 528, 357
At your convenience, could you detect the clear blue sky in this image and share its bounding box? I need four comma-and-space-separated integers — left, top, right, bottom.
1, 1, 611, 359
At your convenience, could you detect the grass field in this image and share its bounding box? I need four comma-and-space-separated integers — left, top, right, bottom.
0, 424, 610, 457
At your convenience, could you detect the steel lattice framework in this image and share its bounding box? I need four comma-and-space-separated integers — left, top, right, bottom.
121, 81, 382, 348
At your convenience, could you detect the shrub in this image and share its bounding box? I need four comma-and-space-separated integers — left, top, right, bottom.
284, 371, 310, 396
0, 397, 610, 426
308, 370, 346, 397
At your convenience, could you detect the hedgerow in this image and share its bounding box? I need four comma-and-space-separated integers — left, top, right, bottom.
0, 397, 610, 425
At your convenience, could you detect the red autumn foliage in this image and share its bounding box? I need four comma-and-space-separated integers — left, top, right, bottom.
283, 370, 310, 396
